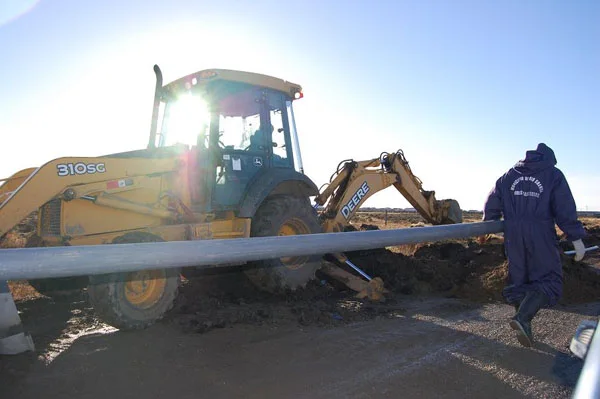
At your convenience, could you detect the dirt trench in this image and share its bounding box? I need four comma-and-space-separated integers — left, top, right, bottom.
163, 220, 600, 335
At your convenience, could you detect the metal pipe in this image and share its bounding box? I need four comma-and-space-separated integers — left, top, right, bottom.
0, 221, 503, 281
572, 319, 600, 399
345, 260, 372, 281
564, 245, 599, 256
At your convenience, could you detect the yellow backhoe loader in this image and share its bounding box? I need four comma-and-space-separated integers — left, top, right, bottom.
0, 65, 461, 330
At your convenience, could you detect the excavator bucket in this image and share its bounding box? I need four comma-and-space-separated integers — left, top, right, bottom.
437, 199, 463, 224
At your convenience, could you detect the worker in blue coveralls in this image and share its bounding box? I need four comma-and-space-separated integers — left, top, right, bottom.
482, 143, 587, 347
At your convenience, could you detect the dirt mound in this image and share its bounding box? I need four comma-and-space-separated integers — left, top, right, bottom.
167, 241, 599, 335
343, 237, 508, 301
166, 223, 600, 335
165, 270, 400, 334
343, 222, 600, 305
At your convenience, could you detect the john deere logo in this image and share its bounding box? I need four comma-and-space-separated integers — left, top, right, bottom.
341, 181, 370, 219
253, 157, 263, 167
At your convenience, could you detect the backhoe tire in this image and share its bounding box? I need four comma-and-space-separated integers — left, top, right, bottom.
244, 195, 323, 293
25, 235, 86, 298
86, 232, 181, 330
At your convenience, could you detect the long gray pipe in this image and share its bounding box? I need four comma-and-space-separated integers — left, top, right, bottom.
0, 221, 503, 280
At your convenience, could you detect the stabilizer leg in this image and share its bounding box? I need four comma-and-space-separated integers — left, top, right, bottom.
0, 280, 35, 355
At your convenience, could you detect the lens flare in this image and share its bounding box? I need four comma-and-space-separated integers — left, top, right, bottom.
1, 0, 41, 27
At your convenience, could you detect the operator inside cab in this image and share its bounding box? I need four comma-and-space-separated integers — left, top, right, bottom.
248, 127, 267, 152
248, 125, 269, 152
248, 124, 284, 164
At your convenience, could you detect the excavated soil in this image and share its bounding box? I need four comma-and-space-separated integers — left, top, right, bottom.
162, 223, 600, 335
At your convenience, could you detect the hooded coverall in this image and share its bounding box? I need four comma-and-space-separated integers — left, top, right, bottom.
483, 143, 586, 307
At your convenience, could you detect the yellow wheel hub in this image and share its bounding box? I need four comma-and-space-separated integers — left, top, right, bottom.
124, 270, 167, 309
278, 218, 310, 270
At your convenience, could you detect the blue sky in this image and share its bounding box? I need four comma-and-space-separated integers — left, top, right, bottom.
1, 0, 599, 211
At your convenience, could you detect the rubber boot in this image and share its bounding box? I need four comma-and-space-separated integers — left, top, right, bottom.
509, 290, 549, 347
509, 297, 522, 313
503, 287, 525, 314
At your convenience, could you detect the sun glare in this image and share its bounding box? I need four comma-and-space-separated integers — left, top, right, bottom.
161, 94, 210, 147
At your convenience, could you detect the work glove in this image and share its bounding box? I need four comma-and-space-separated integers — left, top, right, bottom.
573, 239, 585, 261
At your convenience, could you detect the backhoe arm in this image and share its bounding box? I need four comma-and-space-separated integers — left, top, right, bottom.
0, 167, 38, 204
315, 150, 462, 234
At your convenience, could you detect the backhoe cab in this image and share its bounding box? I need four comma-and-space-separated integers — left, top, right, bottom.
147, 65, 312, 213
0, 64, 462, 331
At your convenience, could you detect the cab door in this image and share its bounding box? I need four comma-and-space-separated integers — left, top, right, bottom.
211, 91, 269, 209
266, 92, 294, 169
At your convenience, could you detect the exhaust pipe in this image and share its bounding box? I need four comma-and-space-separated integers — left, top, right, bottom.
147, 64, 163, 149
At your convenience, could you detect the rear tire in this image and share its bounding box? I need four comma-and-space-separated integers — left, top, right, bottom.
86, 232, 181, 330
244, 195, 323, 293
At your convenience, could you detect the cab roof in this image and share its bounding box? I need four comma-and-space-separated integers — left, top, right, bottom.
162, 68, 303, 100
